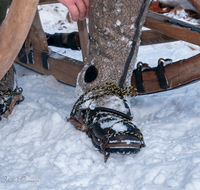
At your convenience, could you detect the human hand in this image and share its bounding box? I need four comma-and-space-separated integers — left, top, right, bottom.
58, 0, 90, 21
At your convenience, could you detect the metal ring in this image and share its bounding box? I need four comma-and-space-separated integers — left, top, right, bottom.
137, 62, 143, 70
158, 58, 165, 66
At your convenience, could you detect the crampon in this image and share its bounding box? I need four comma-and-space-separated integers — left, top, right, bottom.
69, 83, 145, 162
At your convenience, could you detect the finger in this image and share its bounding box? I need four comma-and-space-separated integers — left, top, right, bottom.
83, 0, 90, 18
67, 4, 80, 21
85, 9, 88, 18
58, 0, 69, 7
58, 0, 79, 21
75, 0, 87, 20
83, 0, 90, 9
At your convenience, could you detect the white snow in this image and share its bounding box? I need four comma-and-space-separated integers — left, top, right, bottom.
1, 2, 200, 190
159, 0, 196, 11
116, 20, 121, 26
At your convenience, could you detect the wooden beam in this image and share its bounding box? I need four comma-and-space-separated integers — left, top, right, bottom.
0, 0, 39, 80
144, 11, 200, 47
15, 50, 83, 86
131, 53, 200, 95
15, 47, 200, 95
140, 30, 177, 46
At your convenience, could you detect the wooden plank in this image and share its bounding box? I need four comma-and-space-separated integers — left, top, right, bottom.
0, 0, 39, 80
15, 48, 200, 95
144, 11, 200, 46
30, 9, 49, 53
140, 30, 177, 46
15, 49, 83, 86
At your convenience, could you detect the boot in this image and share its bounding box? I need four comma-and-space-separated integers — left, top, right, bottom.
69, 0, 151, 162
0, 65, 24, 119
46, 32, 80, 50
0, 1, 24, 119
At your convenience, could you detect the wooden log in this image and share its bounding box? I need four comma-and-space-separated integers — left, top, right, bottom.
144, 11, 200, 47
0, 0, 39, 80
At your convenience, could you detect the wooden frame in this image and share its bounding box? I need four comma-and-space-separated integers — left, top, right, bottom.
11, 0, 200, 94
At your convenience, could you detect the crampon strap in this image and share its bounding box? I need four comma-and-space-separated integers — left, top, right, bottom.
70, 82, 145, 148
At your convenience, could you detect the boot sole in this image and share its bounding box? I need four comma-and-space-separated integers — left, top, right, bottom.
90, 130, 141, 154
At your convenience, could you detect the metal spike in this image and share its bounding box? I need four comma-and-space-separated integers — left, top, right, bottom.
104, 153, 110, 163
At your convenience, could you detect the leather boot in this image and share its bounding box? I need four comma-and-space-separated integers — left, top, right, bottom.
70, 0, 151, 162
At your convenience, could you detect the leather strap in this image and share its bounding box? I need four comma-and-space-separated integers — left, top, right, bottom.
92, 107, 133, 120
131, 53, 200, 95
119, 0, 149, 87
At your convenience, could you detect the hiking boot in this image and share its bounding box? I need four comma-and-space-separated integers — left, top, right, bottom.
69, 83, 146, 162
46, 31, 80, 50
0, 65, 24, 119
69, 0, 151, 162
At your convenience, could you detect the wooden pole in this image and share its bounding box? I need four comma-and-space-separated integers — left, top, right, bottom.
30, 9, 49, 53
77, 19, 89, 62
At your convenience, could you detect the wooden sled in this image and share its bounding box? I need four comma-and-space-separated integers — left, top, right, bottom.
1, 0, 200, 95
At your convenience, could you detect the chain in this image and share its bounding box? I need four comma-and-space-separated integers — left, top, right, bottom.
0, 90, 22, 112
70, 83, 145, 146
71, 82, 138, 116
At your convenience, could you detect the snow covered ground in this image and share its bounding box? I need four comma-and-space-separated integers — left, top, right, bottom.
1, 2, 200, 190
159, 0, 195, 11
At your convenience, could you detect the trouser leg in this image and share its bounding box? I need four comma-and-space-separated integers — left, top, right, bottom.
71, 0, 151, 159
0, 0, 12, 25
77, 0, 151, 93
